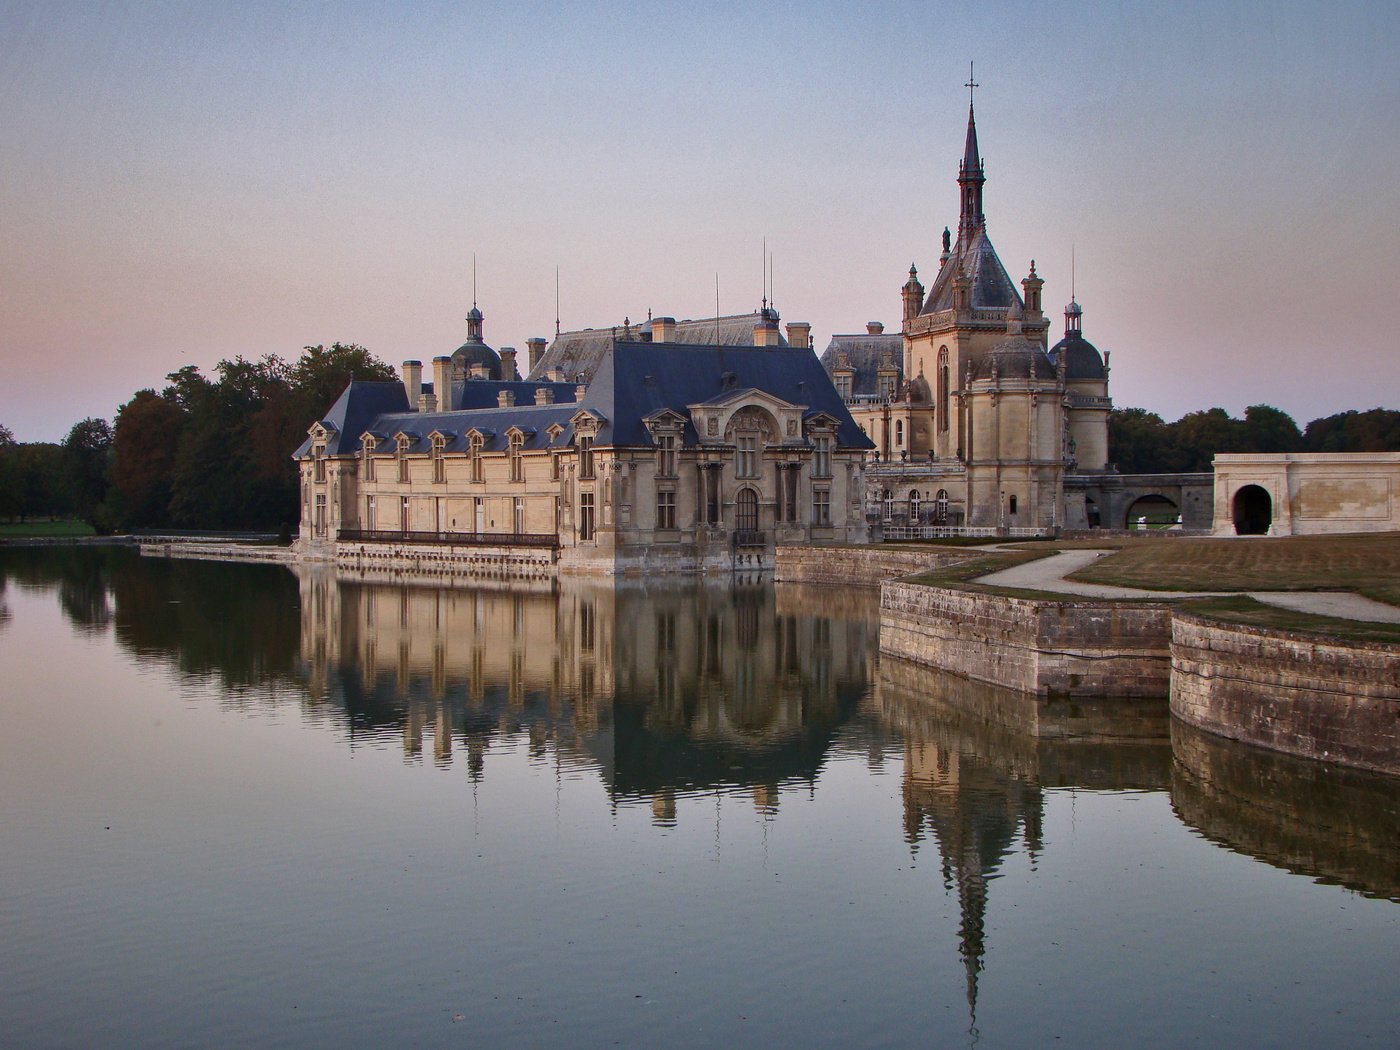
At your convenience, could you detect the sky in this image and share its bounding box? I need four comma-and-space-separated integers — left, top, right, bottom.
3, 0, 1399, 442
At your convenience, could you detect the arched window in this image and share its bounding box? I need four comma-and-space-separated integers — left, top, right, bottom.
882, 488, 893, 521
935, 489, 949, 523
909, 490, 921, 522
895, 420, 904, 446
735, 487, 759, 533
938, 347, 950, 433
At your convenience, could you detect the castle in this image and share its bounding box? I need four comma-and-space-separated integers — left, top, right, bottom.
821, 91, 1112, 532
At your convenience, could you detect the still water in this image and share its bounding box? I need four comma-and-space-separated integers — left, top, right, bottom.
2, 547, 1397, 1048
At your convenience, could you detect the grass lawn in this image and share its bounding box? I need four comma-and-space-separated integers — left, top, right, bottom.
0, 520, 97, 538
1182, 595, 1400, 645
1067, 533, 1400, 607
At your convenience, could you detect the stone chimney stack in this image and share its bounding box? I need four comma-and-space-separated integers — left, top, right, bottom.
498, 390, 515, 408
785, 321, 811, 349
575, 382, 587, 401
432, 356, 453, 412
534, 386, 554, 405
499, 347, 519, 381
526, 337, 547, 374
402, 360, 422, 408
419, 390, 437, 413
866, 321, 885, 335
1021, 261, 1044, 321
652, 316, 676, 343
471, 363, 490, 380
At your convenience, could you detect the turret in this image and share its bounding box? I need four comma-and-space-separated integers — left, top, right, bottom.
1021, 261, 1043, 318
902, 264, 924, 328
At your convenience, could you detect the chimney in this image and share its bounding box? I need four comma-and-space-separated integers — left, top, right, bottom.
575, 382, 587, 401
498, 390, 515, 408
432, 356, 452, 412
785, 321, 811, 349
499, 347, 519, 381
526, 337, 547, 374
866, 321, 885, 335
418, 391, 437, 413
753, 313, 780, 347
534, 387, 554, 405
471, 363, 490, 380
652, 316, 676, 343
402, 360, 422, 407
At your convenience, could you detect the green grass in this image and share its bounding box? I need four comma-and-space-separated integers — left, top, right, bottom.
0, 520, 97, 538
904, 547, 1087, 601
1067, 532, 1400, 607
1182, 595, 1400, 645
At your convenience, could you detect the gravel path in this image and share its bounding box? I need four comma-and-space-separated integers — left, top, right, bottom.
973, 549, 1400, 624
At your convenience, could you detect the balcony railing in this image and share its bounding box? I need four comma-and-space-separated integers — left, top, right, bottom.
732, 530, 766, 548
338, 528, 559, 549
882, 525, 1049, 540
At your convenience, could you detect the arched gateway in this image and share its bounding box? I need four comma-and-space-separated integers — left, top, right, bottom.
1232, 485, 1272, 535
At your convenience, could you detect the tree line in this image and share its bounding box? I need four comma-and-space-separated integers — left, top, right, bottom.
0, 343, 396, 533
1109, 405, 1400, 474
4, 353, 1399, 532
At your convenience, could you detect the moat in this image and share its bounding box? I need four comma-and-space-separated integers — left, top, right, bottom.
2, 547, 1397, 1048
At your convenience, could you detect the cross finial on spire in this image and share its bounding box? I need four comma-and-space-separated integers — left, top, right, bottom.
966, 61, 978, 107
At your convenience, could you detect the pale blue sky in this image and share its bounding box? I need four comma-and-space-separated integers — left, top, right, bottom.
3, 0, 1398, 440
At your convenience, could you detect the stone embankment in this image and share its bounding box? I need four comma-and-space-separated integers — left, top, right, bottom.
880, 581, 1174, 699
334, 541, 558, 584
775, 545, 977, 586
140, 541, 294, 564
1171, 614, 1400, 776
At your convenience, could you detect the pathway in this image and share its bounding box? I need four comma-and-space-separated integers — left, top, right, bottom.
974, 549, 1400, 624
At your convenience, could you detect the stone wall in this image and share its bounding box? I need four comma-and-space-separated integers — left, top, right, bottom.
140, 542, 294, 564
333, 541, 558, 584
879, 582, 1173, 698
1171, 614, 1400, 775
774, 545, 978, 586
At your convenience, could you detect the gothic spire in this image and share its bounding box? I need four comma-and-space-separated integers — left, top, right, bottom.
957, 64, 986, 245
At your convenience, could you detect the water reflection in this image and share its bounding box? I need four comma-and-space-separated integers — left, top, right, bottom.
1171, 719, 1400, 902
297, 568, 882, 818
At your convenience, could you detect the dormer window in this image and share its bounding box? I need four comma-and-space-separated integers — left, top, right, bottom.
578, 435, 594, 479
469, 433, 485, 483
396, 435, 411, 483
431, 434, 446, 484
361, 437, 376, 482
655, 434, 677, 477
509, 431, 525, 483
313, 443, 326, 483
812, 435, 832, 478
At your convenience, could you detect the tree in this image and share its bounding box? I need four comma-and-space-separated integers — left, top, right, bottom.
110, 391, 187, 529
290, 343, 398, 423
1303, 408, 1400, 452
1241, 404, 1303, 454
63, 418, 114, 530
1108, 408, 1174, 473
0, 424, 18, 520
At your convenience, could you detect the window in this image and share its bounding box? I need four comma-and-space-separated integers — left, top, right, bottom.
735, 487, 758, 532
909, 490, 921, 522
879, 373, 896, 400
935, 489, 949, 522
882, 489, 893, 521
835, 374, 852, 399
736, 435, 757, 478
365, 495, 376, 528
313, 444, 326, 483
656, 489, 676, 530
396, 436, 410, 483
579, 492, 595, 540
812, 435, 831, 478
778, 466, 798, 523
578, 435, 594, 479
895, 420, 904, 446
509, 432, 524, 482
314, 494, 327, 536
470, 434, 484, 483
1009, 494, 1018, 516
813, 488, 831, 526
432, 434, 446, 484
362, 442, 375, 482
513, 496, 525, 534
938, 347, 950, 433
550, 450, 561, 481
656, 434, 676, 477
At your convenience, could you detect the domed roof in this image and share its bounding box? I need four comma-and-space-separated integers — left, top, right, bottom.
452, 339, 502, 380
906, 373, 931, 403
970, 336, 1057, 381
1048, 332, 1107, 381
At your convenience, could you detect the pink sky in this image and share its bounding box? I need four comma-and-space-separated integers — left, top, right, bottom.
3, 0, 1399, 442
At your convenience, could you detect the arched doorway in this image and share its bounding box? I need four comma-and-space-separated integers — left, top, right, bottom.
735, 487, 759, 534
1124, 494, 1180, 530
1232, 485, 1272, 535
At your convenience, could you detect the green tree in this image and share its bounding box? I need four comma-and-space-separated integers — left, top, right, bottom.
0, 424, 18, 520
63, 418, 114, 530
110, 391, 187, 528
1240, 404, 1303, 454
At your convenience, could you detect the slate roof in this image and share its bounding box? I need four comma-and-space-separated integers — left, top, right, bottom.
818, 333, 905, 396
920, 228, 1023, 315
298, 337, 872, 458
1048, 332, 1107, 381
970, 336, 1058, 381
528, 311, 788, 383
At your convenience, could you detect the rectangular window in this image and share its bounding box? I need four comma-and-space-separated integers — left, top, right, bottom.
813, 436, 831, 478
432, 438, 446, 484
365, 495, 376, 529
578, 436, 594, 479
836, 375, 851, 399
314, 494, 327, 536
363, 449, 375, 482
579, 491, 595, 540
550, 451, 560, 481
513, 496, 525, 534
470, 436, 484, 483
509, 434, 524, 482
813, 488, 831, 526
314, 453, 326, 483
397, 455, 408, 483
736, 435, 757, 478
657, 489, 676, 530
656, 434, 676, 477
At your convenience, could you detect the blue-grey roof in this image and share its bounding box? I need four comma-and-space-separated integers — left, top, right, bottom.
298, 337, 872, 458
819, 333, 904, 396
920, 228, 1022, 315
529, 311, 788, 383
1048, 332, 1107, 382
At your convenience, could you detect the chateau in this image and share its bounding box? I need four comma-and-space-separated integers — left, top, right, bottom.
294, 308, 873, 574
822, 93, 1112, 532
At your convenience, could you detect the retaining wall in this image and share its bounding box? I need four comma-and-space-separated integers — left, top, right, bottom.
334, 541, 558, 584
880, 582, 1173, 698
776, 545, 978, 586
1171, 614, 1400, 776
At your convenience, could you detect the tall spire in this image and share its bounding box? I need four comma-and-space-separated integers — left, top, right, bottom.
957, 62, 986, 245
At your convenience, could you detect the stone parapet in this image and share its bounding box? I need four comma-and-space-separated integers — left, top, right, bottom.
335, 541, 557, 584
879, 582, 1173, 698
774, 545, 979, 587
1170, 614, 1400, 776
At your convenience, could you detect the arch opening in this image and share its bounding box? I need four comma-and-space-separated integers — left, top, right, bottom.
1232, 485, 1272, 535
1124, 494, 1180, 530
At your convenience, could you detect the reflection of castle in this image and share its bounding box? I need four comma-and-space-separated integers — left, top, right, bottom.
874, 656, 1172, 1027
295, 569, 879, 814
